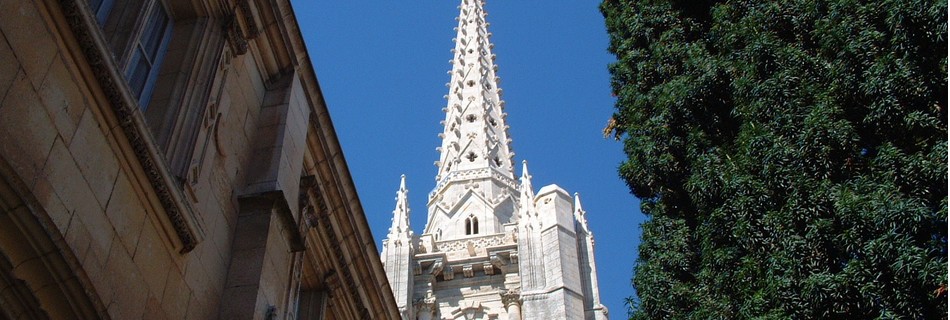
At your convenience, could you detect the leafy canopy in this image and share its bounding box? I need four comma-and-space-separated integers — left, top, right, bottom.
601, 0, 947, 318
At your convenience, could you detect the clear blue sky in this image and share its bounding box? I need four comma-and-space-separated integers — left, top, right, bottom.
291, 1, 644, 316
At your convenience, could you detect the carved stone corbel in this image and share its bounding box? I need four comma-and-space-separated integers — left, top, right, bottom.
462, 265, 474, 278
482, 263, 495, 275
224, 15, 248, 56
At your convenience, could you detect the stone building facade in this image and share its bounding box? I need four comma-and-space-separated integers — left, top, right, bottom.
0, 0, 400, 319
380, 1, 609, 319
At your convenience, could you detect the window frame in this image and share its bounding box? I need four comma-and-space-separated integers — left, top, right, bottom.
88, 0, 115, 25
123, 1, 174, 110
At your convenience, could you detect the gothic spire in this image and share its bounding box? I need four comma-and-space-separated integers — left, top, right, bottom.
389, 175, 412, 238
518, 160, 536, 224
574, 193, 591, 233
434, 0, 514, 182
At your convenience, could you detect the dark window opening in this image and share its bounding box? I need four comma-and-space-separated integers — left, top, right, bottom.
464, 215, 479, 235
124, 2, 173, 110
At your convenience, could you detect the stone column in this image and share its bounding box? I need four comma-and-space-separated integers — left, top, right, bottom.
500, 290, 522, 320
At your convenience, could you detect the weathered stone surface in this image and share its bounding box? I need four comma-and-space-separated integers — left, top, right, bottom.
38, 54, 87, 145
69, 109, 120, 207
0, 0, 401, 318
0, 0, 57, 88
0, 70, 58, 187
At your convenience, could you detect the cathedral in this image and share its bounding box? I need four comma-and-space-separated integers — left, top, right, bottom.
380, 1, 609, 319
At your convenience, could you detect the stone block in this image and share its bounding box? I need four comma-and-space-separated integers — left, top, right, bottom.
0, 70, 57, 187
106, 241, 149, 320
38, 139, 89, 203
208, 209, 234, 262
218, 285, 257, 320
30, 175, 72, 233
38, 54, 87, 145
142, 295, 167, 320
0, 0, 58, 88
68, 109, 119, 207
80, 239, 112, 306
243, 146, 282, 194
258, 101, 289, 128
182, 256, 215, 320
232, 211, 272, 251
74, 206, 115, 264
133, 223, 172, 299
105, 172, 146, 257
0, 29, 19, 102
225, 247, 266, 287
161, 267, 192, 320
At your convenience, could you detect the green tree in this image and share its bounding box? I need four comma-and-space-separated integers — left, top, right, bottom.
601, 0, 947, 318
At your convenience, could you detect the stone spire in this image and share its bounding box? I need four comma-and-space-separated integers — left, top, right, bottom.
389, 174, 412, 238
518, 160, 536, 225
434, 0, 514, 183
424, 0, 519, 237
574, 192, 609, 320
574, 193, 590, 233
381, 2, 608, 318
381, 175, 414, 318
516, 160, 544, 292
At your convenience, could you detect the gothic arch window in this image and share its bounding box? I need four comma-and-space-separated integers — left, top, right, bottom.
465, 215, 479, 235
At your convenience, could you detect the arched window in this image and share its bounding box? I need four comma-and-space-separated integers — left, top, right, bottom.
464, 215, 479, 236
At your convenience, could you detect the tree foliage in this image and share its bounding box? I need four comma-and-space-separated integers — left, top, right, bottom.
601, 0, 947, 318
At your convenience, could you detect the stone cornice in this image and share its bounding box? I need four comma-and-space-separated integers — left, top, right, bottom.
55, 0, 204, 253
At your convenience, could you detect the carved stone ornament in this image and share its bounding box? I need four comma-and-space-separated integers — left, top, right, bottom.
499, 289, 522, 307
414, 295, 437, 314
57, 0, 199, 253
225, 15, 249, 56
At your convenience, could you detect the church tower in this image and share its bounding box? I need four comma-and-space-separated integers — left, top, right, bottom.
381, 0, 608, 319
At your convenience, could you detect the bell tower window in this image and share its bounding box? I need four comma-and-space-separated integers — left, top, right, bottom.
464, 215, 479, 235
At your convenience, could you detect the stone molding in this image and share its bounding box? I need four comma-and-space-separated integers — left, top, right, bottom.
434, 232, 514, 252
306, 181, 371, 319
56, 0, 203, 253
428, 167, 517, 201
